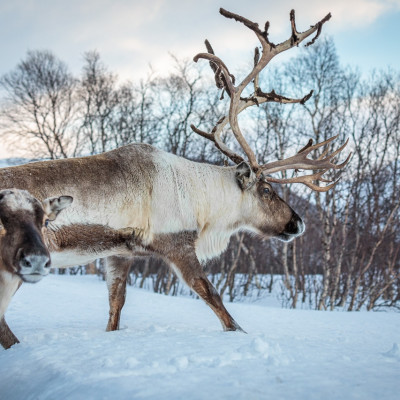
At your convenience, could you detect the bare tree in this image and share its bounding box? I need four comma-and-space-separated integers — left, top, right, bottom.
152, 56, 225, 159
110, 74, 159, 148
78, 51, 118, 155
0, 50, 78, 159
342, 70, 400, 310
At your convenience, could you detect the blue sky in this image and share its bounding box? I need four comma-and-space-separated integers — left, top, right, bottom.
0, 0, 399, 157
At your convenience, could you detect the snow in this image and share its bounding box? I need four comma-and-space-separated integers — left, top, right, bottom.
0, 158, 29, 168
0, 275, 399, 400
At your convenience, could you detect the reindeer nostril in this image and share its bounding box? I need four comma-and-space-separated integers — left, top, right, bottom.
45, 260, 51, 268
284, 213, 304, 236
285, 219, 298, 234
18, 250, 31, 267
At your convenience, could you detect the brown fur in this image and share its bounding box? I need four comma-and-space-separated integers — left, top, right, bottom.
0, 316, 20, 349
0, 190, 50, 276
45, 224, 136, 254
0, 144, 156, 208
105, 257, 132, 332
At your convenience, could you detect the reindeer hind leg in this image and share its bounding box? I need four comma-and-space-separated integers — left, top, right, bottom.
105, 256, 131, 331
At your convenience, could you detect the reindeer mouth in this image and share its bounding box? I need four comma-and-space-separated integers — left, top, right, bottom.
277, 232, 295, 242
18, 271, 47, 284
278, 219, 306, 242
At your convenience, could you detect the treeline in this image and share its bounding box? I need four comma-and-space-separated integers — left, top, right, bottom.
0, 39, 399, 311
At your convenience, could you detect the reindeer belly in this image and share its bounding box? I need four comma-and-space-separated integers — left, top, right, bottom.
49, 247, 131, 269
45, 224, 135, 269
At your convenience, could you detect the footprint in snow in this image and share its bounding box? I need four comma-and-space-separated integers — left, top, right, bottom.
382, 343, 400, 360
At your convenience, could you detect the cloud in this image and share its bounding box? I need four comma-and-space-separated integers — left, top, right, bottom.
0, 0, 399, 83
0, 0, 399, 158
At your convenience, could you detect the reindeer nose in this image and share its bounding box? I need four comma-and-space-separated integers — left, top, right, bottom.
284, 213, 305, 236
18, 249, 51, 282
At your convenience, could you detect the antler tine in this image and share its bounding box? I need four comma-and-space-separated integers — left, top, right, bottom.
259, 136, 350, 176
190, 124, 245, 165
296, 135, 338, 156
253, 47, 260, 91
325, 139, 349, 162
267, 170, 341, 192
297, 139, 313, 154
193, 52, 236, 96
201, 39, 235, 98
289, 10, 299, 45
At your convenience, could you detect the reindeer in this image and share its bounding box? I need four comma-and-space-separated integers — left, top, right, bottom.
0, 188, 140, 348
0, 8, 349, 348
0, 188, 73, 348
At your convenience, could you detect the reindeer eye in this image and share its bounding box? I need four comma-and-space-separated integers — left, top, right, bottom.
44, 219, 50, 228
263, 187, 270, 195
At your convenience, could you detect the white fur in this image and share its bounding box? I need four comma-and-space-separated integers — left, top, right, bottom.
1, 190, 34, 212
19, 254, 50, 278
0, 270, 21, 319
50, 247, 133, 269
150, 151, 255, 261
195, 230, 233, 264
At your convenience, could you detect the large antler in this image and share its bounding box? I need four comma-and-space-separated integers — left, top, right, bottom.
191, 8, 350, 192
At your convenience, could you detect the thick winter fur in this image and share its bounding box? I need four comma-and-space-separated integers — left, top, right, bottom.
0, 143, 305, 347
0, 144, 302, 263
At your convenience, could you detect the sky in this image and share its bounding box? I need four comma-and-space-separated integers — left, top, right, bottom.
0, 0, 399, 158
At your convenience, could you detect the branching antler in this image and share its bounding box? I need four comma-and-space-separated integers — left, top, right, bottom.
263, 137, 352, 191
191, 8, 350, 192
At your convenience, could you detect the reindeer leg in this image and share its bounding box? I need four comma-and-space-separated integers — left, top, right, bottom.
171, 253, 245, 332
105, 256, 131, 331
192, 276, 245, 332
150, 232, 245, 332
0, 316, 20, 349
0, 270, 22, 349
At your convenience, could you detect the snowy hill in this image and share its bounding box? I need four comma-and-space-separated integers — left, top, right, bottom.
0, 157, 32, 168
1, 275, 399, 399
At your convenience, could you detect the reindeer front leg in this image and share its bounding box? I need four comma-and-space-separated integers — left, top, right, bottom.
150, 232, 245, 332
105, 256, 131, 331
171, 252, 245, 332
0, 317, 20, 349
0, 270, 22, 349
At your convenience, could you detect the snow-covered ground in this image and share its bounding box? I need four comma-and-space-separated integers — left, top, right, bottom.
0, 275, 399, 400
0, 158, 30, 168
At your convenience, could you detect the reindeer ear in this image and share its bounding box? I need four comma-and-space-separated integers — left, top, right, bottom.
42, 196, 73, 221
235, 162, 256, 190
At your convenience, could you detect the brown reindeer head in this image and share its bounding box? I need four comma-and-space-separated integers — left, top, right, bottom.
0, 189, 73, 283
192, 8, 350, 242
234, 161, 304, 242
